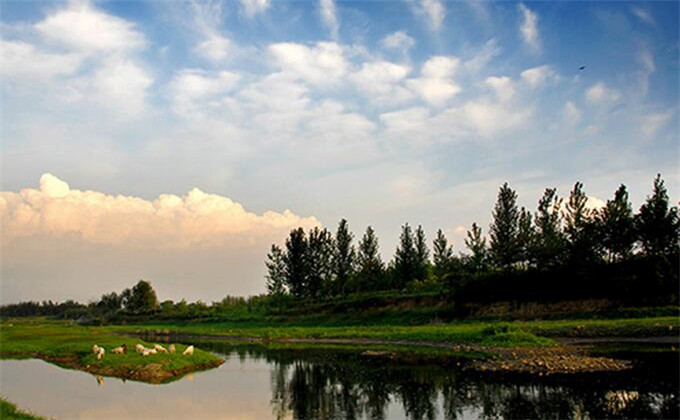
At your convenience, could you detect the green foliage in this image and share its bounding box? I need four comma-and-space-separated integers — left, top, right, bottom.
533, 188, 566, 270
489, 183, 520, 269
636, 174, 679, 257
563, 182, 601, 266
464, 223, 489, 273
333, 219, 356, 295
394, 223, 417, 289
599, 184, 636, 262
414, 225, 430, 282
123, 280, 159, 314
284, 227, 308, 297
355, 226, 385, 292
265, 244, 287, 296
307, 227, 334, 298
432, 229, 454, 281
0, 398, 44, 420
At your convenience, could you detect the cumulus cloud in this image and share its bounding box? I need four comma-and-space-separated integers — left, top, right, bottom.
485, 76, 515, 102
170, 69, 241, 116
320, 0, 339, 39
0, 174, 320, 249
563, 101, 582, 125
240, 0, 271, 18
35, 3, 147, 53
0, 40, 82, 80
407, 56, 461, 106
194, 34, 232, 63
414, 0, 446, 30
380, 30, 415, 52
350, 60, 413, 104
521, 65, 557, 88
268, 42, 347, 87
640, 109, 674, 140
518, 3, 540, 51
585, 82, 621, 104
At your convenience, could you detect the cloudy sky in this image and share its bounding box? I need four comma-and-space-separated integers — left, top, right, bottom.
1, 0, 678, 304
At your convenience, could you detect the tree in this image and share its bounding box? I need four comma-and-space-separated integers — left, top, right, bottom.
333, 219, 356, 295
432, 229, 454, 280
307, 227, 334, 298
534, 188, 565, 270
489, 183, 520, 269
265, 244, 287, 296
563, 182, 601, 266
125, 280, 159, 313
414, 225, 430, 281
516, 207, 535, 269
284, 227, 309, 298
394, 223, 417, 288
356, 226, 385, 291
97, 292, 122, 313
637, 174, 680, 257
464, 223, 489, 273
599, 184, 635, 262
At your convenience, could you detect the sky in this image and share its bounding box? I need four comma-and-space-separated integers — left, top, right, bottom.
1, 0, 678, 304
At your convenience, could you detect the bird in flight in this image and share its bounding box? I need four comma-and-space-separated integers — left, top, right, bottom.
579, 66, 586, 71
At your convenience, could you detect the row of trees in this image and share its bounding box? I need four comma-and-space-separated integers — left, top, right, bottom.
265, 175, 679, 301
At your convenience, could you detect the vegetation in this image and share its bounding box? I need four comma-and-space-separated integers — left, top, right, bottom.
0, 318, 223, 383
0, 398, 45, 420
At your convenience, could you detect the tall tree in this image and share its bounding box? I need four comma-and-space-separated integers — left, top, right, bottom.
599, 184, 636, 262
265, 244, 287, 296
432, 229, 454, 280
563, 182, 601, 265
284, 227, 309, 297
394, 223, 417, 288
534, 188, 565, 270
516, 207, 535, 269
356, 226, 385, 291
465, 223, 489, 273
489, 183, 520, 269
637, 174, 680, 257
125, 280, 159, 313
414, 225, 430, 281
333, 219, 356, 295
307, 227, 334, 298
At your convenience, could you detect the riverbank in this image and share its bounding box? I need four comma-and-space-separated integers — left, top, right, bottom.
0, 398, 45, 420
0, 319, 224, 384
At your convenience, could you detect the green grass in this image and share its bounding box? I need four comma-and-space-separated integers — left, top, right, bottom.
0, 398, 45, 420
0, 318, 222, 381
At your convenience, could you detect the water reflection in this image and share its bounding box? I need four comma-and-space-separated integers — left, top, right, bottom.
197, 342, 679, 420
0, 342, 677, 419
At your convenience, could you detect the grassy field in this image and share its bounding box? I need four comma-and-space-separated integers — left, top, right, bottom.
0, 398, 45, 420
0, 318, 223, 383
110, 315, 680, 347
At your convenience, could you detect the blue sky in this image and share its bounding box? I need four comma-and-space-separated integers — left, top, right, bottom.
1, 0, 678, 303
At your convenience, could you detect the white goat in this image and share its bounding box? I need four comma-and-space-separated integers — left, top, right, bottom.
92, 344, 101, 355
142, 348, 158, 356
96, 347, 105, 360
154, 344, 168, 353
168, 344, 176, 354
183, 345, 194, 356
135, 344, 146, 354
111, 346, 126, 355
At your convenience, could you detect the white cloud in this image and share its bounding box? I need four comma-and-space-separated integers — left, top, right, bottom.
240, 0, 271, 18
380, 30, 415, 52
485, 76, 514, 102
320, 0, 339, 39
640, 109, 674, 140
585, 82, 621, 104
35, 3, 146, 53
521, 65, 556, 88
414, 0, 446, 30
0, 40, 82, 80
268, 42, 347, 87
637, 49, 655, 96
407, 56, 461, 106
563, 101, 582, 125
464, 38, 501, 72
91, 56, 153, 116
170, 69, 241, 116
631, 7, 655, 26
350, 60, 413, 103
518, 3, 540, 51
0, 174, 320, 249
194, 34, 232, 63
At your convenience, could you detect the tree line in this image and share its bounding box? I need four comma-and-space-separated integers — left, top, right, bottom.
265, 174, 679, 304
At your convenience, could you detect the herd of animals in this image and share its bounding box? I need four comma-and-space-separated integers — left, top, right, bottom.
90, 343, 194, 360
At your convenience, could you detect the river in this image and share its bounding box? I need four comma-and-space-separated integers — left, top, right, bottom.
1, 341, 677, 419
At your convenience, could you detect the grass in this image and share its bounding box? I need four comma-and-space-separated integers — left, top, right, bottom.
0, 398, 45, 420
0, 318, 223, 383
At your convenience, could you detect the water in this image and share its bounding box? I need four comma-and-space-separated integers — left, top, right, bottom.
1, 342, 677, 419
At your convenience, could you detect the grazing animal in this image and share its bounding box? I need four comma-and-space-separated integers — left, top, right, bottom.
142, 348, 158, 356
135, 344, 146, 354
92, 344, 101, 355
112, 346, 126, 355
96, 376, 104, 385
168, 344, 176, 354
183, 345, 194, 356
96, 347, 105, 360
154, 344, 168, 353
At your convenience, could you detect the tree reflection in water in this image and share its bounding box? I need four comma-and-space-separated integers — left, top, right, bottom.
198, 342, 678, 420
